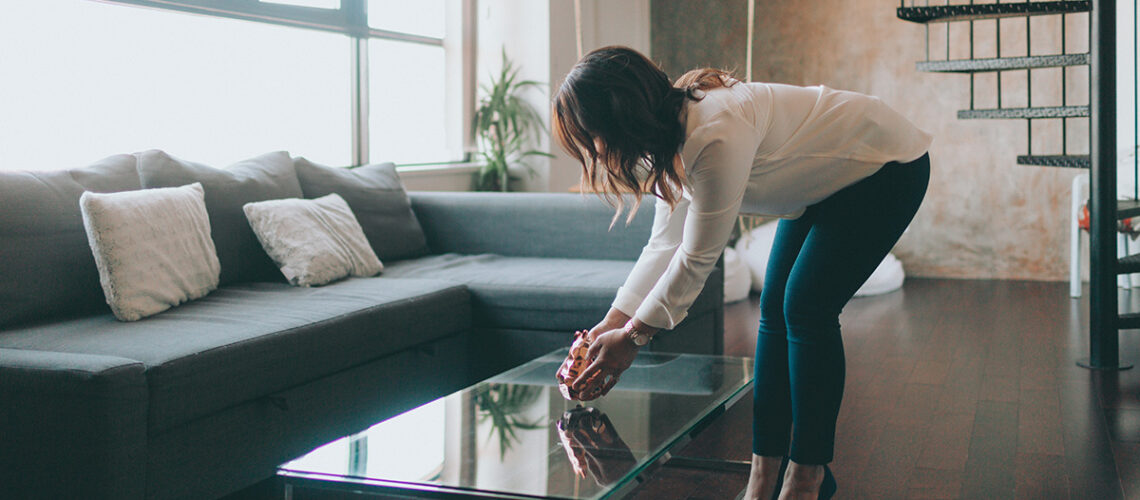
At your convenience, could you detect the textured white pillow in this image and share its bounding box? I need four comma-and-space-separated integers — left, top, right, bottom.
243, 193, 383, 286
80, 182, 221, 321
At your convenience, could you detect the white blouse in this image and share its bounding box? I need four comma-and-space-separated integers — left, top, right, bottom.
613, 82, 933, 330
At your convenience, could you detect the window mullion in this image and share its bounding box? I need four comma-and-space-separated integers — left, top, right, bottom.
351, 37, 369, 166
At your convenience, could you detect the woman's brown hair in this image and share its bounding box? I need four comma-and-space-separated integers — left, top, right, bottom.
552, 45, 736, 224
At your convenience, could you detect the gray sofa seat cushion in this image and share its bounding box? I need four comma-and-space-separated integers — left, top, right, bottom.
0, 278, 470, 434
383, 253, 721, 332
0, 154, 141, 328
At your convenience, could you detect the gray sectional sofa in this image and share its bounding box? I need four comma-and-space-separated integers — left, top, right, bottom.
0, 153, 723, 500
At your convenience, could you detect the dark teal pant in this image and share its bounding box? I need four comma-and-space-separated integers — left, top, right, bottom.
752, 154, 930, 464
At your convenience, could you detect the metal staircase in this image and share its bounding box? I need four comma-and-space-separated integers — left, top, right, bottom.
898, 0, 1135, 370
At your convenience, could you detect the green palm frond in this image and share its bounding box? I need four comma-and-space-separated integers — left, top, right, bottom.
472, 48, 550, 191
473, 384, 544, 460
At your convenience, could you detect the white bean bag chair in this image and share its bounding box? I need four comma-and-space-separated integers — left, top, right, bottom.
736, 221, 905, 297
723, 247, 752, 303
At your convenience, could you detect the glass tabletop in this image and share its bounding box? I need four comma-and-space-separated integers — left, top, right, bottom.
279, 349, 754, 499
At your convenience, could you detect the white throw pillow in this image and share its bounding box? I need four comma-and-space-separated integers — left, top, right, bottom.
243, 194, 383, 287
80, 182, 220, 321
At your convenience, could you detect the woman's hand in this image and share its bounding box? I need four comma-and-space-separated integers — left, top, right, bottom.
572, 327, 639, 401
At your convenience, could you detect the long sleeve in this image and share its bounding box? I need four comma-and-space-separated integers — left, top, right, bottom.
634, 110, 761, 329
612, 196, 689, 317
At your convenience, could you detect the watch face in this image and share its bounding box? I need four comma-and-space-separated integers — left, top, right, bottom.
630, 331, 650, 346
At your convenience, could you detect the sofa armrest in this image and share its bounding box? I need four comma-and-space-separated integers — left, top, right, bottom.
409, 192, 655, 260
0, 348, 148, 499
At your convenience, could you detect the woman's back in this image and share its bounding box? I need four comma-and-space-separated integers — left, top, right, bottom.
679, 82, 931, 218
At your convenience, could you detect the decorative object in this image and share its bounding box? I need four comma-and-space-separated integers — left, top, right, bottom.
556, 330, 593, 400
293, 158, 428, 261
136, 149, 303, 285
243, 193, 383, 287
555, 406, 636, 486
79, 182, 220, 321
472, 50, 552, 191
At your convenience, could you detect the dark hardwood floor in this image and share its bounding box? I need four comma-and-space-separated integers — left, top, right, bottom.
230, 278, 1140, 499
637, 278, 1140, 500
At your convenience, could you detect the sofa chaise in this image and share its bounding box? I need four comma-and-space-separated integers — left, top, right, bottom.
0, 151, 723, 500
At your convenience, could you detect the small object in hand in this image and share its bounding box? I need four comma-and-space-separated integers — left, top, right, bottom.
556, 330, 593, 400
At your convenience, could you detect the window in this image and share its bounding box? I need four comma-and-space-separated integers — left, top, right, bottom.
0, 0, 470, 171
366, 0, 464, 165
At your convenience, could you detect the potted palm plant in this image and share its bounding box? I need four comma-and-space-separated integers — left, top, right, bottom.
472, 50, 553, 191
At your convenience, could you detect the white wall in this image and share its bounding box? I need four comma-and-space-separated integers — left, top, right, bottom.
546, 0, 652, 193
1117, 0, 1139, 197
473, 0, 651, 193
475, 0, 551, 192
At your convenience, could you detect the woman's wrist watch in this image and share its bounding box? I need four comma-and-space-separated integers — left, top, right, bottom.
623, 319, 655, 347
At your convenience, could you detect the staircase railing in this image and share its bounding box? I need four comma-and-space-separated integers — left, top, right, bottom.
897, 0, 1135, 370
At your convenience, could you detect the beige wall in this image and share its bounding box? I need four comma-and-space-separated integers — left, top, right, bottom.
652, 0, 1089, 281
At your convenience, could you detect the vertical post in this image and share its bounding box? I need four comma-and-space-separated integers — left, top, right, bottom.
1063, 13, 1069, 154
969, 0, 975, 110
351, 37, 370, 166
997, 5, 1003, 109
347, 0, 369, 167
1084, 0, 1123, 369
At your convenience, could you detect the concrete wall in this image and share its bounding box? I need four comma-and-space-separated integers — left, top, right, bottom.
652, 0, 1092, 281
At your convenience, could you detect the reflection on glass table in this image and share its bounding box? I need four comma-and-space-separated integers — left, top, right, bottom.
279, 349, 753, 499
556, 406, 636, 487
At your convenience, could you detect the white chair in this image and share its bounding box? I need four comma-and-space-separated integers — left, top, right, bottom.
1071, 172, 1135, 298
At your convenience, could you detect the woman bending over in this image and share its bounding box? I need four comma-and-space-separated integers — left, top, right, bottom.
554, 46, 931, 500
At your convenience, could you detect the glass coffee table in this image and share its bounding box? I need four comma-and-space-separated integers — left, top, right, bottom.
278, 349, 753, 499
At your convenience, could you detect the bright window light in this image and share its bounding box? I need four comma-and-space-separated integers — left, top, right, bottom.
368, 39, 454, 164
260, 0, 341, 8
368, 0, 445, 38
365, 401, 445, 480
0, 0, 352, 170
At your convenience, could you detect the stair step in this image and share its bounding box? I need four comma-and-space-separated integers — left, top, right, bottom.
958, 106, 1089, 119
898, 1, 1090, 23
1016, 155, 1090, 168
1120, 200, 1140, 220
1119, 254, 1140, 275
1119, 312, 1140, 330
917, 53, 1089, 73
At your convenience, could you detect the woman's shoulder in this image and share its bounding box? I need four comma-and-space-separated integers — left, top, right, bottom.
684, 83, 766, 135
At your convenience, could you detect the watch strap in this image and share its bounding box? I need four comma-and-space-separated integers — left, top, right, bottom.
623, 319, 653, 346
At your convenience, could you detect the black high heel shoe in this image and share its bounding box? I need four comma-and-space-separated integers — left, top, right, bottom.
819, 464, 837, 500
770, 459, 837, 500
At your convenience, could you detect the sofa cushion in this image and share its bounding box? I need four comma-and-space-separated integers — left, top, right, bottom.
244, 194, 383, 286
294, 158, 429, 262
81, 183, 221, 321
0, 277, 470, 434
0, 154, 141, 328
382, 253, 721, 332
136, 150, 303, 286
